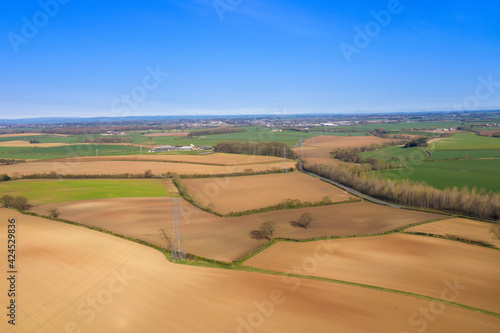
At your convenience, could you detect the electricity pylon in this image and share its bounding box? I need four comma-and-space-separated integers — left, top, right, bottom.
168, 198, 185, 260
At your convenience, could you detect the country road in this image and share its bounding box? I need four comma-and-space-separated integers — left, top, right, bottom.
302, 169, 403, 209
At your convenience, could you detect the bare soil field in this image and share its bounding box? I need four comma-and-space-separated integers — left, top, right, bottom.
46, 152, 286, 165
0, 160, 294, 176
406, 218, 500, 248
33, 200, 442, 262
294, 135, 392, 165
245, 233, 500, 313
2, 209, 499, 333
183, 172, 353, 214
0, 140, 71, 147
303, 135, 393, 149
143, 132, 190, 137
479, 130, 500, 137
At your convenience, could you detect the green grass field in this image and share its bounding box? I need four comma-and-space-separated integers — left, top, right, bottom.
360, 146, 428, 161
376, 159, 500, 192
0, 179, 171, 205
428, 133, 500, 150
0, 144, 142, 160
429, 149, 500, 160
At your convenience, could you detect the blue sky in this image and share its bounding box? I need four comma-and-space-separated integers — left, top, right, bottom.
1, 0, 500, 119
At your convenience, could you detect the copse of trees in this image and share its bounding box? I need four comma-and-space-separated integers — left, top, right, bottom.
305, 162, 500, 220
187, 127, 246, 137
29, 139, 40, 144
404, 137, 428, 148
1, 195, 31, 211
214, 141, 297, 159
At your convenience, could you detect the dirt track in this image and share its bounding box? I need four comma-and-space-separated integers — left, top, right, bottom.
245, 233, 500, 313
2, 209, 499, 333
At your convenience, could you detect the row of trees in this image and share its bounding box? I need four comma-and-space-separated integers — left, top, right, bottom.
214, 141, 297, 158
187, 127, 246, 137
305, 162, 500, 219
29, 139, 40, 144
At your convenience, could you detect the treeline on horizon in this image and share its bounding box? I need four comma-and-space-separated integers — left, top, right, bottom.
214, 141, 297, 159
187, 127, 246, 137
305, 162, 499, 220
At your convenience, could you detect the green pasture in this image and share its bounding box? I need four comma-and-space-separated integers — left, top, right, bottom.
428, 133, 500, 151
0, 144, 142, 160
376, 159, 500, 192
0, 179, 171, 205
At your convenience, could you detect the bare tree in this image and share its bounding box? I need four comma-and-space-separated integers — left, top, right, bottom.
259, 221, 278, 240
48, 207, 60, 219
295, 213, 314, 229
250, 221, 278, 240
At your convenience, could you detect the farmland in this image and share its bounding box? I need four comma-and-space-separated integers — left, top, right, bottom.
47, 152, 286, 165
2, 116, 500, 333
0, 179, 171, 205
4, 210, 499, 332
182, 172, 353, 214
33, 199, 442, 262
0, 159, 295, 177
406, 218, 500, 248
378, 159, 500, 192
244, 233, 500, 313
0, 144, 142, 160
428, 132, 500, 150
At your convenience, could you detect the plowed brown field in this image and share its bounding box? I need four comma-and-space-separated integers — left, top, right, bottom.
406, 218, 500, 248
183, 172, 353, 214
32, 200, 443, 262
294, 135, 393, 165
244, 233, 500, 313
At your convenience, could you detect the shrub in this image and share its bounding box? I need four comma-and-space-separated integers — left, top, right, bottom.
48, 207, 60, 219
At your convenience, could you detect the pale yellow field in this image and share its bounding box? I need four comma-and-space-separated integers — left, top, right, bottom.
245, 233, 500, 313
2, 209, 499, 333
183, 172, 353, 214
0, 160, 294, 176
47, 152, 287, 165
0, 140, 71, 147
406, 218, 500, 248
